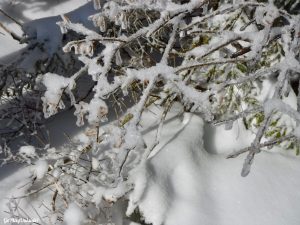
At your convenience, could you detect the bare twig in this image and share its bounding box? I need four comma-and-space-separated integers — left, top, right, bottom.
0, 8, 22, 27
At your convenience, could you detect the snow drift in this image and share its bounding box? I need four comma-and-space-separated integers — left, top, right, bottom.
127, 104, 300, 225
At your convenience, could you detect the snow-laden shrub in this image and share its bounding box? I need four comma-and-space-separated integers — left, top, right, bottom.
0, 4, 96, 148
6, 0, 300, 224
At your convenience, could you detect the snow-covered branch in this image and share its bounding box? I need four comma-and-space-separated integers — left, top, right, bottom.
4, 0, 300, 224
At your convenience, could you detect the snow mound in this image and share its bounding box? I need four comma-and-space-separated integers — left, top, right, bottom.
126, 105, 300, 225
2, 105, 300, 225
128, 112, 204, 225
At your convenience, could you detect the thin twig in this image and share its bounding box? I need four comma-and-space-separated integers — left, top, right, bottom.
0, 8, 22, 27
175, 58, 248, 74
227, 134, 296, 159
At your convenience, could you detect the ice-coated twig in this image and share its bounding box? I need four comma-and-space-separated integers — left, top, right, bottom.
212, 106, 264, 126
181, 2, 264, 32
227, 134, 296, 159
240, 69, 289, 177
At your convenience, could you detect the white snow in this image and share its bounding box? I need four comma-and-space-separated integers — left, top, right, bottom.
0, 168, 32, 220
255, 2, 279, 26
264, 98, 300, 122
0, 0, 89, 59
42, 73, 71, 117
127, 103, 300, 225
74, 97, 108, 126
2, 101, 300, 225
294, 126, 300, 139
32, 160, 48, 180
64, 203, 86, 225
19, 145, 36, 158
2, 1, 300, 225
92, 157, 100, 170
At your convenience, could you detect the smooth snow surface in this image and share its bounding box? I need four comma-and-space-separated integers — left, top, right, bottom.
128, 105, 300, 225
